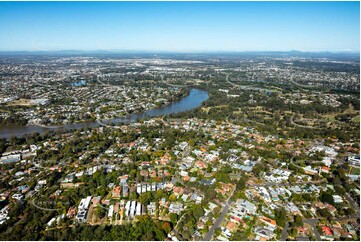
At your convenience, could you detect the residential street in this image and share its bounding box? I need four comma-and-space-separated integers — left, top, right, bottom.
202, 190, 235, 241
171, 213, 186, 240
280, 222, 290, 241
345, 193, 359, 212
247, 179, 325, 188
303, 218, 321, 241
334, 215, 360, 222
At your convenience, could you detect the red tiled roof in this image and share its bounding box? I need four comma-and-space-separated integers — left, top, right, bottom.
322, 226, 333, 236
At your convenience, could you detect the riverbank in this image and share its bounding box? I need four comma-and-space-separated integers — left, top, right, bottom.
34, 124, 63, 129
0, 88, 208, 140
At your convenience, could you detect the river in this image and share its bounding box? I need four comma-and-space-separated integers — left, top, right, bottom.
0, 88, 208, 140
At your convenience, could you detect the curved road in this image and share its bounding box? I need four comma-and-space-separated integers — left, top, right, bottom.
225, 74, 278, 93
303, 218, 321, 241
31, 198, 62, 212
289, 76, 322, 89
290, 114, 320, 129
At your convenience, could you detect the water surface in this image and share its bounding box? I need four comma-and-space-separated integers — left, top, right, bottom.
0, 88, 208, 139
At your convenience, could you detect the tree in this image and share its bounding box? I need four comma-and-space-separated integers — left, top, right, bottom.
215, 172, 231, 183
10, 135, 17, 146
288, 175, 297, 183
191, 204, 204, 220
156, 190, 165, 199
161, 222, 172, 233
214, 228, 222, 237
129, 192, 137, 200
96, 206, 106, 219
289, 228, 298, 237
169, 213, 178, 225
169, 194, 177, 202
236, 175, 247, 190
139, 192, 152, 205
0, 138, 7, 153
275, 207, 287, 227
252, 163, 268, 177
290, 193, 304, 203
207, 164, 212, 173
317, 208, 332, 219
320, 193, 334, 205
293, 214, 303, 227
213, 206, 221, 216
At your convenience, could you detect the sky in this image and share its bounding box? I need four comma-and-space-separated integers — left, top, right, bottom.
0, 1, 359, 52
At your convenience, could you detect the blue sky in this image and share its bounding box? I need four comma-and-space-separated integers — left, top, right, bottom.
0, 1, 359, 52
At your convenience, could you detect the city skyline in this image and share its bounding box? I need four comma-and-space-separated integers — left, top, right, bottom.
0, 1, 360, 52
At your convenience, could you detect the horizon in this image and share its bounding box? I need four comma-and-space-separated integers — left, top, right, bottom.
0, 1, 360, 52
0, 49, 360, 54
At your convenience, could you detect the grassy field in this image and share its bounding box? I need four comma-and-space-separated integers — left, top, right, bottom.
202, 105, 228, 114
344, 103, 358, 115
323, 104, 359, 123
202, 107, 211, 114
7, 98, 34, 106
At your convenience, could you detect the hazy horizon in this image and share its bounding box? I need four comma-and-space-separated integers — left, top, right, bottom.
0, 49, 360, 54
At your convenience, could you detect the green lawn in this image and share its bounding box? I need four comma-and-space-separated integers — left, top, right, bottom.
351, 115, 360, 123
350, 166, 360, 175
